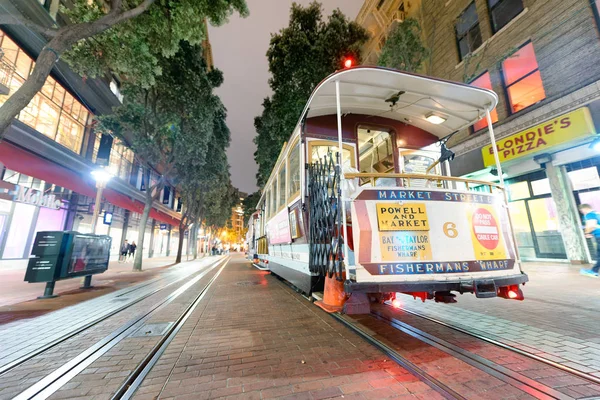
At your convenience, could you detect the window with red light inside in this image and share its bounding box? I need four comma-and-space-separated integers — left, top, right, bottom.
470, 72, 498, 132
501, 42, 546, 113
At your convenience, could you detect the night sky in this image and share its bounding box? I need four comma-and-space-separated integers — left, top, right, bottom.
208, 0, 365, 195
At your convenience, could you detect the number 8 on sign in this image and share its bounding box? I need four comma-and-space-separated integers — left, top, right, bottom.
443, 222, 458, 238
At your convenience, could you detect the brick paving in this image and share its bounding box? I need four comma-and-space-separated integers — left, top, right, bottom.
361, 304, 600, 399
397, 261, 600, 378
131, 256, 434, 400
5, 256, 599, 399
0, 257, 222, 399
44, 256, 228, 400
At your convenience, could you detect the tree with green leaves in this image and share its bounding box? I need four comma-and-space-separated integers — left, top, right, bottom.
98, 41, 220, 271
176, 98, 237, 261
253, 1, 369, 186
0, 0, 248, 136
242, 191, 261, 225
378, 18, 428, 73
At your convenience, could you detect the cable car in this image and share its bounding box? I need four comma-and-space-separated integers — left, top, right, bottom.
253, 66, 528, 312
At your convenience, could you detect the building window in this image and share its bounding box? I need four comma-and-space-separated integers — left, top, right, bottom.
501, 42, 546, 113
470, 72, 499, 132
108, 139, 134, 181
0, 30, 91, 154
456, 2, 482, 60
488, 0, 524, 33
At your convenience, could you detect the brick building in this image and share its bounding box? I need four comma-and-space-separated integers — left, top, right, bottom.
357, 0, 600, 263
228, 193, 247, 246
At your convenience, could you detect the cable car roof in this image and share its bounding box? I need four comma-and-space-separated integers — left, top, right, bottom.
301, 66, 499, 138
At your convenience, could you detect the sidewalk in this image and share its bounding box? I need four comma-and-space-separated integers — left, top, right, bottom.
0, 254, 208, 324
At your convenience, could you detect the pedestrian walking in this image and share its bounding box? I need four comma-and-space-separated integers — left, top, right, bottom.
119, 240, 129, 263
128, 241, 137, 262
579, 204, 600, 278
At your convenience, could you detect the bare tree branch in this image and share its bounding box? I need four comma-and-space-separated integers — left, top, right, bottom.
0, 14, 59, 37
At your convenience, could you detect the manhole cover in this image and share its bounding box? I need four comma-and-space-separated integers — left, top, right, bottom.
235, 281, 259, 286
130, 322, 173, 337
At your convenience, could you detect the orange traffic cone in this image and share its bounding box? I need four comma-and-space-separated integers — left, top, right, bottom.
315, 273, 347, 313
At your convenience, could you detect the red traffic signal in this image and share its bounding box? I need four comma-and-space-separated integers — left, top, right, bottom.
344, 58, 353, 68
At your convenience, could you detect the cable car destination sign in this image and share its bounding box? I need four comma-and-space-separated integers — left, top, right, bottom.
350, 187, 517, 281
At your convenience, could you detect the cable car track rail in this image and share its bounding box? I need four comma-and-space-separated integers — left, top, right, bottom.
334, 309, 579, 399
0, 256, 225, 377
394, 305, 600, 387
369, 309, 572, 400
330, 312, 467, 400
9, 256, 229, 400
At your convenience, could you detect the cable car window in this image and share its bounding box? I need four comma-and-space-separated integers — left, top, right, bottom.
278, 166, 286, 209
358, 127, 394, 173
271, 178, 277, 216
308, 140, 355, 167
287, 141, 301, 200
265, 188, 271, 219
358, 127, 394, 186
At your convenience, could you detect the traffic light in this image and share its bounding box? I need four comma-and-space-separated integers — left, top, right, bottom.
344, 57, 354, 68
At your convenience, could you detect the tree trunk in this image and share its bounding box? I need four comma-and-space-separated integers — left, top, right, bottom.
133, 192, 152, 271
192, 220, 199, 259
175, 225, 185, 264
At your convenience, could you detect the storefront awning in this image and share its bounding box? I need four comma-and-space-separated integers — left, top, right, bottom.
0, 141, 180, 227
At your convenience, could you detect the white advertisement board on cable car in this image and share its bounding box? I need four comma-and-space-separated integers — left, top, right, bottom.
350, 187, 519, 283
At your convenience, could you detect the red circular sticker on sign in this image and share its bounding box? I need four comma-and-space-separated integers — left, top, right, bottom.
472, 208, 499, 250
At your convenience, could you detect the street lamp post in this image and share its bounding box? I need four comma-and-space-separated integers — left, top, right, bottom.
82, 168, 112, 289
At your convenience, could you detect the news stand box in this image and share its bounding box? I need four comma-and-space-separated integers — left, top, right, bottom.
25, 231, 112, 283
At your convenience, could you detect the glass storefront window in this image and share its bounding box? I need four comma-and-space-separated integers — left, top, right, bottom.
528, 197, 566, 257
531, 178, 551, 196
508, 200, 535, 259
579, 191, 600, 215
507, 181, 530, 201
0, 199, 12, 213
29, 206, 67, 254
569, 167, 600, 191
0, 30, 92, 155
3, 203, 35, 259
